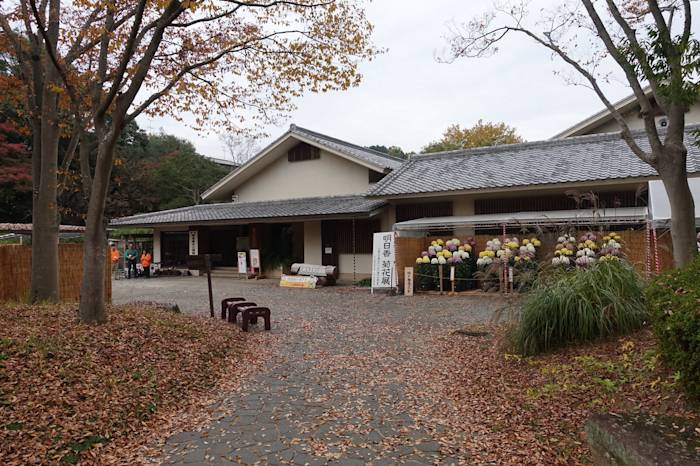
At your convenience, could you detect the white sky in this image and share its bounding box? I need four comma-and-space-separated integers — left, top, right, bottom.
137, 0, 696, 159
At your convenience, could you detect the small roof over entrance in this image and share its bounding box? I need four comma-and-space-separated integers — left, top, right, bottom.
393, 207, 649, 232
110, 195, 387, 227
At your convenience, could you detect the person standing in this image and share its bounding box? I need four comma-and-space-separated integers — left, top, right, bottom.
125, 242, 139, 279
110, 243, 120, 279
140, 249, 152, 278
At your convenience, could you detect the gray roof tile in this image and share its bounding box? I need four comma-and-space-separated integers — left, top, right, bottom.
290, 125, 404, 170
369, 126, 700, 196
110, 195, 386, 227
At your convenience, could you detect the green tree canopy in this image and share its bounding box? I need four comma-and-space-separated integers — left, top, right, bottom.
367, 144, 410, 159
422, 120, 524, 153
56, 123, 229, 222
150, 134, 229, 210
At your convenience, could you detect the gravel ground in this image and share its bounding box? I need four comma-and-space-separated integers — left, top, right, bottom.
113, 277, 508, 465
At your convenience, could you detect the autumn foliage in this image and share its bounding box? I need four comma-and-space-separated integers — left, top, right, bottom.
422, 120, 524, 153
0, 303, 265, 465
0, 120, 31, 222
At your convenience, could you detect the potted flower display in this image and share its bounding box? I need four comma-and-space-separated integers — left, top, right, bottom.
414, 237, 476, 291
598, 232, 624, 262
551, 234, 576, 267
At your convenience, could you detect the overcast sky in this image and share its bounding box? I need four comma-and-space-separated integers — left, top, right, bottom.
137, 1, 697, 159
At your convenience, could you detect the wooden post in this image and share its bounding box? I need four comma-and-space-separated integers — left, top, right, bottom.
404, 267, 413, 296
450, 265, 455, 296
205, 254, 214, 318
438, 265, 444, 294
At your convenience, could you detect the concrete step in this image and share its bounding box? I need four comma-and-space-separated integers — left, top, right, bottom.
209, 271, 245, 278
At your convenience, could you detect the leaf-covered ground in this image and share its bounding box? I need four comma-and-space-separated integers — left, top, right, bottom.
406, 326, 700, 464
0, 303, 266, 465
119, 277, 699, 465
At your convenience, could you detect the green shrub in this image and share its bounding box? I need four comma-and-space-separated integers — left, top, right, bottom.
647, 255, 700, 399
455, 260, 477, 291
354, 278, 371, 287
415, 263, 437, 291
512, 260, 648, 356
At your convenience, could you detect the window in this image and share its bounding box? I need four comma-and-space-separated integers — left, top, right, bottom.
474, 191, 645, 215
395, 202, 453, 223
327, 219, 381, 254
369, 170, 386, 183
287, 143, 320, 162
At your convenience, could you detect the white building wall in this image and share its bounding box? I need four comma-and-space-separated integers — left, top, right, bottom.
153, 229, 161, 263
303, 220, 322, 265
338, 253, 372, 279
587, 102, 700, 134
379, 206, 396, 232
234, 150, 373, 202
649, 177, 700, 224
453, 197, 475, 237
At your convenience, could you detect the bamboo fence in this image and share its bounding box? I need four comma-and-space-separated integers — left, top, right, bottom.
0, 244, 111, 302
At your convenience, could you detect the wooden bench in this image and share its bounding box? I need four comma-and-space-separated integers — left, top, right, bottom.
227, 301, 257, 324
241, 306, 271, 332
221, 297, 246, 320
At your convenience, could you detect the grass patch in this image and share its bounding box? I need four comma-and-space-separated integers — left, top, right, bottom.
354, 278, 372, 287
511, 260, 648, 355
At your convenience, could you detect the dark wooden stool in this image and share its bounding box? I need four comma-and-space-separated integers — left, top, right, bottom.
228, 301, 257, 324
221, 297, 246, 320
241, 307, 271, 332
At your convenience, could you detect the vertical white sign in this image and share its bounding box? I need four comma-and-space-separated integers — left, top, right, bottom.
188, 230, 198, 256
250, 249, 261, 269
371, 232, 396, 291
237, 251, 247, 274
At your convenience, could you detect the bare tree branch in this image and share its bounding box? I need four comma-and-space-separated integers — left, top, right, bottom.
96, 0, 149, 119
125, 29, 306, 122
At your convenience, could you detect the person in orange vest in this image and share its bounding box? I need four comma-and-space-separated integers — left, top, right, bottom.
110, 243, 120, 279
140, 249, 153, 278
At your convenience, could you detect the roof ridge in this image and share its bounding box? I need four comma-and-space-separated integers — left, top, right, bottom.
414, 124, 700, 161
291, 124, 405, 163
367, 157, 414, 196
111, 195, 378, 223
216, 194, 372, 207
111, 203, 211, 221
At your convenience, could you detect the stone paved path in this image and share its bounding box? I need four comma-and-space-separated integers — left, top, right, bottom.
113, 277, 504, 465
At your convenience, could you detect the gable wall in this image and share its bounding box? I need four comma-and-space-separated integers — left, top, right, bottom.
234, 149, 373, 202
586, 101, 700, 135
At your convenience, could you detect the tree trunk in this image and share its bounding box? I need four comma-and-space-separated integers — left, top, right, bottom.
29, 87, 60, 303
657, 147, 697, 268
79, 130, 121, 323
78, 204, 107, 323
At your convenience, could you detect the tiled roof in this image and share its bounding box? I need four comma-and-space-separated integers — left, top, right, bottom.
369, 126, 700, 197
290, 125, 404, 170
110, 195, 387, 227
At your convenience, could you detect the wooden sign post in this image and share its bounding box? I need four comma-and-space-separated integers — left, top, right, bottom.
187, 253, 222, 318
404, 267, 414, 296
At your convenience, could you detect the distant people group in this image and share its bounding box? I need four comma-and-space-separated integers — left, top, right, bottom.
111, 241, 153, 279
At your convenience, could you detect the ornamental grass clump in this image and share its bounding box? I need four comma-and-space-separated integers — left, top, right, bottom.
512, 260, 648, 356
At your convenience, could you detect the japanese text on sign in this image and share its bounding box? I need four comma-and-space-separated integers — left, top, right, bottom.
371, 232, 396, 290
